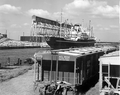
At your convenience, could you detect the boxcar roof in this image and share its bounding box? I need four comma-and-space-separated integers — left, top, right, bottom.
99, 51, 120, 65
34, 46, 117, 61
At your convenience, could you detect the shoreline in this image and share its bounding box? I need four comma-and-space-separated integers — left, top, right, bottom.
0, 46, 50, 50
0, 65, 32, 82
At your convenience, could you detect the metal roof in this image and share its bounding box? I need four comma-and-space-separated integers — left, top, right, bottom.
35, 46, 117, 61
99, 51, 120, 65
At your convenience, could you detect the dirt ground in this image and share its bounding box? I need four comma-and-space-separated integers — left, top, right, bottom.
0, 68, 99, 95
0, 69, 35, 95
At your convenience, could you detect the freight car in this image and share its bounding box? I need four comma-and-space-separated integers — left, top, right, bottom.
99, 50, 120, 95
33, 46, 117, 95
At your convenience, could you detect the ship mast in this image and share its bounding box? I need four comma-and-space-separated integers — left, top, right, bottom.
60, 9, 62, 37
82, 19, 84, 27
89, 20, 91, 37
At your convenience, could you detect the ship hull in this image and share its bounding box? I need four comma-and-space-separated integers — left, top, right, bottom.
45, 37, 96, 49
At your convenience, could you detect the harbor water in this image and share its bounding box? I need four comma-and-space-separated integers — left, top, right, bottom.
0, 48, 50, 67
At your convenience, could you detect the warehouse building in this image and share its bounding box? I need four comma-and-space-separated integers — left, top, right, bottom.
20, 36, 45, 42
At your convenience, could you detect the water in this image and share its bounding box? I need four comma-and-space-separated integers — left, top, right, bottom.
0, 48, 50, 66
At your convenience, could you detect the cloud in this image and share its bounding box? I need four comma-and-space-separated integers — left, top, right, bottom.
63, 0, 119, 18
0, 4, 22, 30
52, 12, 70, 21
10, 24, 21, 28
104, 27, 110, 30
92, 5, 119, 18
10, 24, 17, 27
64, 0, 91, 10
23, 23, 29, 26
0, 22, 5, 29
110, 25, 119, 28
96, 24, 102, 27
99, 27, 110, 31
0, 17, 11, 29
27, 9, 50, 17
97, 24, 118, 32
99, 27, 104, 31
0, 4, 21, 14
63, 0, 92, 15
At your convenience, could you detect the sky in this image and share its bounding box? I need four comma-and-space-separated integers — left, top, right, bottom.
0, 0, 119, 42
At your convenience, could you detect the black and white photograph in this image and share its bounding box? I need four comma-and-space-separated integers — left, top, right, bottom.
0, 0, 119, 95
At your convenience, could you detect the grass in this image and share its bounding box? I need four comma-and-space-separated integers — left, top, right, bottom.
0, 48, 49, 82
0, 65, 32, 82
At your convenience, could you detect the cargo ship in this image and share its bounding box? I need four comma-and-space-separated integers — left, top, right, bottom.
32, 15, 96, 49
